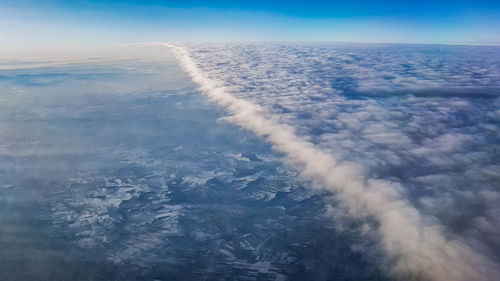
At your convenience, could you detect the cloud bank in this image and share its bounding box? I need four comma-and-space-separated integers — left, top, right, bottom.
163, 43, 500, 281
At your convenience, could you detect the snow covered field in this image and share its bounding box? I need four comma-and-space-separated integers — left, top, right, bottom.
0, 43, 499, 281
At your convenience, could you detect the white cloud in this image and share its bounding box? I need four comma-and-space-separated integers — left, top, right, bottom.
162, 43, 500, 281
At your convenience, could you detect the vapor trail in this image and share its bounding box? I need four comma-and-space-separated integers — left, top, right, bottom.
162, 43, 499, 281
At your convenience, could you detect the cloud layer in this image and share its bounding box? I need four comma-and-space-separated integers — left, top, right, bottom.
164, 43, 500, 281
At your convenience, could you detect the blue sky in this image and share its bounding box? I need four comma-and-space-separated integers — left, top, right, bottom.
1, 0, 500, 57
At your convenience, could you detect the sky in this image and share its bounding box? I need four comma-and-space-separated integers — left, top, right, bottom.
1, 0, 500, 58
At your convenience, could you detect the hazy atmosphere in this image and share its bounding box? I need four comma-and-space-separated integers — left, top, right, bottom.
2, 0, 500, 57
1, 1, 499, 281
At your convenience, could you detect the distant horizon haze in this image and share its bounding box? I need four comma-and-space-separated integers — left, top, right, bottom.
1, 0, 499, 58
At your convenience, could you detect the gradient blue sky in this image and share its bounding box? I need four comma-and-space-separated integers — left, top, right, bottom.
1, 0, 500, 57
